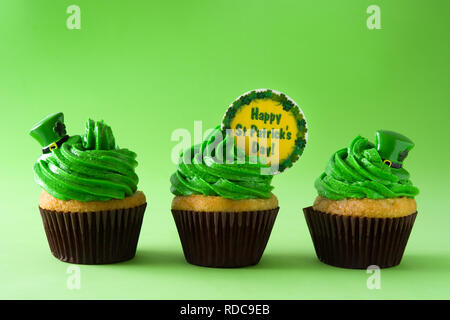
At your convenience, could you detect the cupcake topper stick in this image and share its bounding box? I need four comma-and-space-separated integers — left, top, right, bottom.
375, 130, 414, 169
29, 112, 70, 154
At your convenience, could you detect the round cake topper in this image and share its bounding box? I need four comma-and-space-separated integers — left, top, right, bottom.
221, 89, 308, 173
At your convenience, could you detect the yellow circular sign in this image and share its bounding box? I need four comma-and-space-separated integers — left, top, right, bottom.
222, 89, 308, 173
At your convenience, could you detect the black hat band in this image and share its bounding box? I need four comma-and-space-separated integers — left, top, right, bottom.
42, 135, 70, 154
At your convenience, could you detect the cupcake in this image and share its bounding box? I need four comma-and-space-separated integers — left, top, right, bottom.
170, 126, 279, 268
30, 113, 147, 264
303, 130, 419, 269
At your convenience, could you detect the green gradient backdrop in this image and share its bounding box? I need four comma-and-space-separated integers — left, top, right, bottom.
0, 0, 449, 299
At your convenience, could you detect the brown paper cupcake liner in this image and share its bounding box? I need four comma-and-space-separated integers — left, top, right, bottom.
172, 208, 279, 268
39, 203, 147, 264
303, 206, 417, 269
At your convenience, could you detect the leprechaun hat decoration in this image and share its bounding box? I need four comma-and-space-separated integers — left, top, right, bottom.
29, 112, 69, 153
375, 130, 414, 169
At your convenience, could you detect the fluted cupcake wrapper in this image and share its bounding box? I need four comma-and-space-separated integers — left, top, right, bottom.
39, 203, 147, 265
172, 208, 279, 268
303, 206, 417, 269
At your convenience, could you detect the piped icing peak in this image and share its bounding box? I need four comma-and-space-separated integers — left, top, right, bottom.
30, 114, 139, 201
170, 126, 274, 200
315, 132, 419, 200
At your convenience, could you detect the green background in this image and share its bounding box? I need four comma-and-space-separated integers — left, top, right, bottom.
0, 0, 449, 299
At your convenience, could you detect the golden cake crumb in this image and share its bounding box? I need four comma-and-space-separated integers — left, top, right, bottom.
39, 190, 146, 212
313, 196, 417, 218
171, 193, 278, 212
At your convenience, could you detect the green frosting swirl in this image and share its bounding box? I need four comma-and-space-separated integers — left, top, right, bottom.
170, 127, 274, 200
315, 135, 419, 200
33, 119, 139, 201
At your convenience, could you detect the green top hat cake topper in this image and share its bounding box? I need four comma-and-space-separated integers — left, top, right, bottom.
29, 112, 69, 153
375, 130, 414, 169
